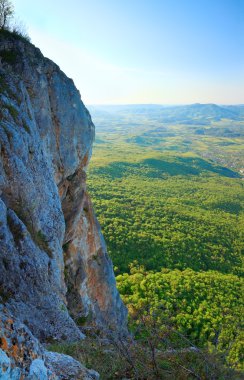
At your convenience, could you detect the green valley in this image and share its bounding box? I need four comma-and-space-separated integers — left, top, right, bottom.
87, 104, 244, 370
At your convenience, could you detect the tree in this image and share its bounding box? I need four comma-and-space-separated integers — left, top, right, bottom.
0, 0, 14, 30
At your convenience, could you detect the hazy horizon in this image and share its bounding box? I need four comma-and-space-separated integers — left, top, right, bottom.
88, 102, 244, 106
13, 0, 244, 105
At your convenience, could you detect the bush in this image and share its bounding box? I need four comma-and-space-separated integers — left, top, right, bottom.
48, 322, 241, 380
0, 26, 30, 43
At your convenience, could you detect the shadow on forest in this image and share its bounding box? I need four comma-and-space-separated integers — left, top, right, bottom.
92, 156, 240, 179
143, 157, 240, 177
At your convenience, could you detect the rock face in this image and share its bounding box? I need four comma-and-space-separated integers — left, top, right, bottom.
0, 31, 127, 378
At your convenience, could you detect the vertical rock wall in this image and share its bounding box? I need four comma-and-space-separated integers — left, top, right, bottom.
0, 32, 127, 377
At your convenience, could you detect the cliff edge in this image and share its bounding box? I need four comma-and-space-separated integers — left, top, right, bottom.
0, 31, 127, 379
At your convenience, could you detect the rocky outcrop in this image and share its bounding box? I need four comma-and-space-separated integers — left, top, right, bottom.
0, 31, 127, 378
0, 304, 48, 380
45, 352, 99, 380
0, 305, 99, 379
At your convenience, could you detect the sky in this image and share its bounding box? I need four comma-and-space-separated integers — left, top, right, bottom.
12, 0, 244, 105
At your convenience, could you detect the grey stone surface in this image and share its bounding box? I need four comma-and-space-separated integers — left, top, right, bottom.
28, 359, 49, 380
0, 349, 15, 380
45, 351, 100, 380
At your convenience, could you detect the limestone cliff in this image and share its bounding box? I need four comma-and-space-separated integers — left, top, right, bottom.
0, 31, 127, 378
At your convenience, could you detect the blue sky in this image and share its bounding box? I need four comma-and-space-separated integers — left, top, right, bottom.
13, 0, 244, 104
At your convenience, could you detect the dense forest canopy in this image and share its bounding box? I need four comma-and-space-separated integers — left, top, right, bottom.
87, 104, 244, 370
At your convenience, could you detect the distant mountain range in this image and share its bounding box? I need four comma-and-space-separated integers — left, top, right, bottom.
89, 103, 244, 125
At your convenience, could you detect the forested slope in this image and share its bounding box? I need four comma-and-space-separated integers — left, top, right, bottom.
87, 104, 244, 370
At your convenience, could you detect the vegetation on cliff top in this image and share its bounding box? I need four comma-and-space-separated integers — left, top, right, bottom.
0, 0, 30, 42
